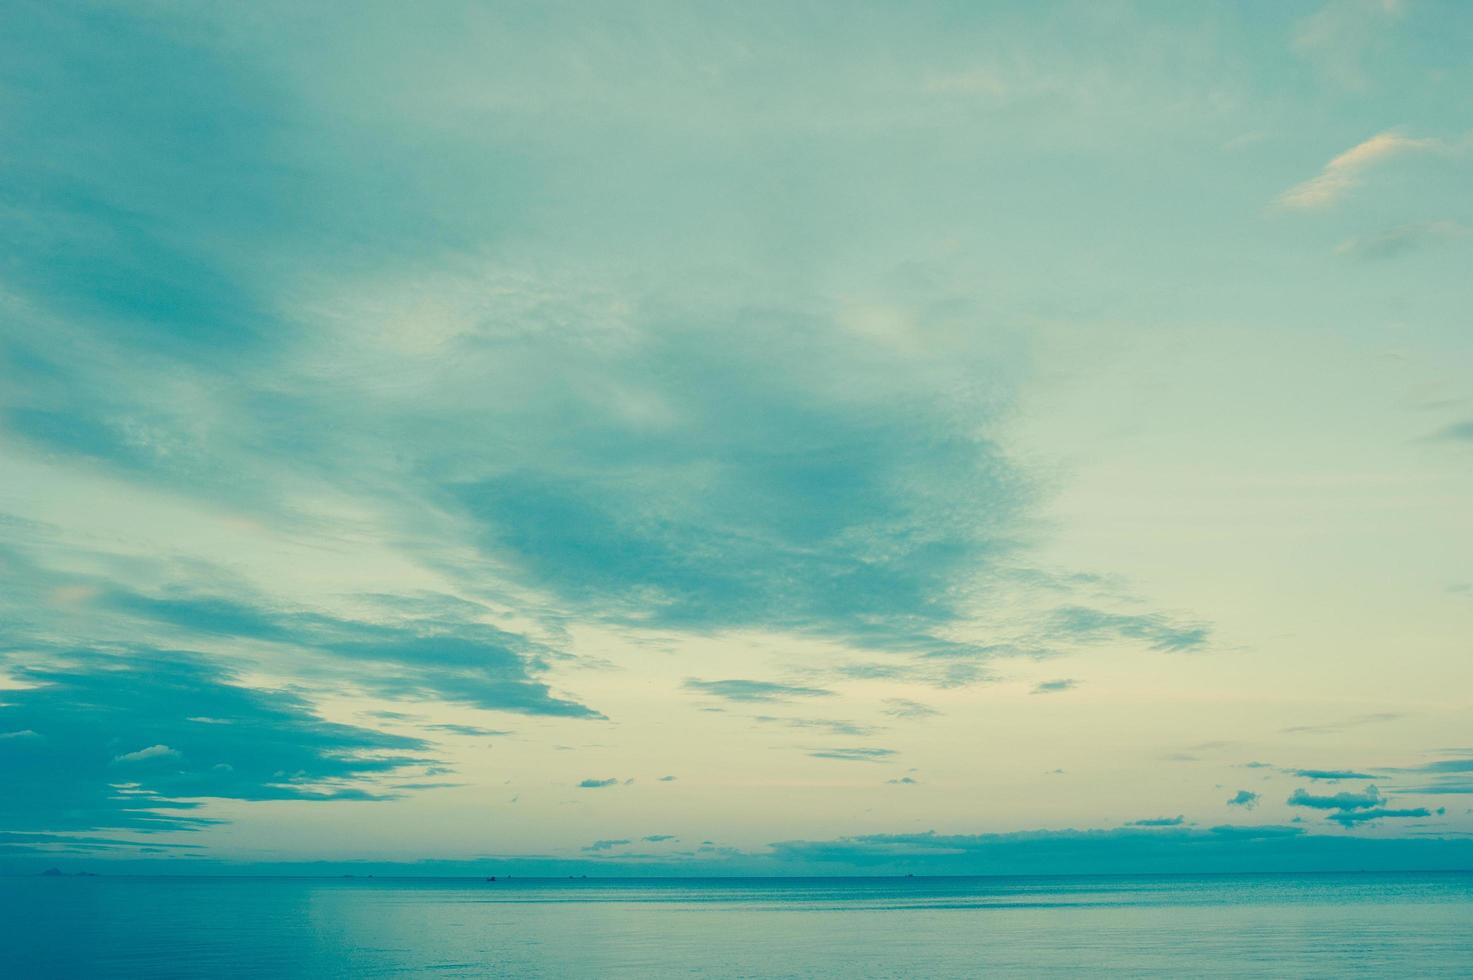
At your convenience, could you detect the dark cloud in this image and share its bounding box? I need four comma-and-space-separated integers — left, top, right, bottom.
1328, 808, 1432, 828
683, 678, 833, 703
581, 838, 630, 852
578, 778, 619, 789
0, 651, 427, 837
1289, 769, 1372, 780
87, 585, 601, 719
1127, 816, 1185, 827
1227, 790, 1260, 809
1285, 784, 1433, 827
1287, 786, 1383, 811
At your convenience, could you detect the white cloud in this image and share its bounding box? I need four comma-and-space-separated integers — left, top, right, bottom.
113, 743, 181, 763
1277, 131, 1437, 209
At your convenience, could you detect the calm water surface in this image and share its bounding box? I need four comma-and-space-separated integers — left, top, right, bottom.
3, 872, 1471, 977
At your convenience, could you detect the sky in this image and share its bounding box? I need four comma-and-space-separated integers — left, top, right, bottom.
2, 0, 1472, 876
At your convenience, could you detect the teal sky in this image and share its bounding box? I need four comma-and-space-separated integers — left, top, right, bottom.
2, 0, 1472, 874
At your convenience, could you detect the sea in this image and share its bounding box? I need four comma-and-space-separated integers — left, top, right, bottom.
3, 872, 1471, 977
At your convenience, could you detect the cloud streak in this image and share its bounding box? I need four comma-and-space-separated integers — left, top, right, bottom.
683, 679, 834, 703
1278, 132, 1438, 209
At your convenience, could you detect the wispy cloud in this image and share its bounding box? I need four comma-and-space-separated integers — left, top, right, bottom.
753, 716, 877, 737
422, 724, 513, 738
1127, 815, 1186, 827
1335, 220, 1466, 259
1278, 131, 1438, 209
683, 679, 833, 704
881, 699, 940, 719
808, 747, 896, 762
577, 778, 620, 789
1049, 607, 1209, 652
1282, 713, 1400, 736
1328, 807, 1433, 827
1031, 679, 1077, 695
581, 838, 631, 852
1431, 421, 1473, 445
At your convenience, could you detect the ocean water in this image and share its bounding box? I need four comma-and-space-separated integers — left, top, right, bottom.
3, 872, 1472, 978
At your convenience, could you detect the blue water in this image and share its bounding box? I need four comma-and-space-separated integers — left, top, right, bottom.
3, 872, 1472, 977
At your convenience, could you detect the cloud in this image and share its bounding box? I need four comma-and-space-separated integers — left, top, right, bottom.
1277, 131, 1438, 209
1282, 713, 1400, 736
1335, 221, 1465, 260
0, 652, 427, 836
113, 744, 181, 764
1289, 769, 1372, 781
0, 0, 1219, 863
1291, 0, 1407, 90
1432, 421, 1473, 444
1288, 785, 1384, 811
421, 724, 512, 737
14, 822, 1473, 877
578, 778, 619, 789
887, 776, 919, 785
581, 838, 631, 852
1127, 816, 1185, 827
753, 716, 877, 737
1328, 807, 1431, 828
642, 834, 676, 843
1403, 782, 1473, 796
657, 775, 677, 782
84, 585, 602, 719
682, 679, 833, 703
1031, 679, 1077, 695
1227, 790, 1260, 809
880, 699, 939, 719
1380, 756, 1473, 794
1049, 607, 1208, 652
762, 826, 1473, 876
808, 747, 896, 762
1283, 783, 1434, 826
